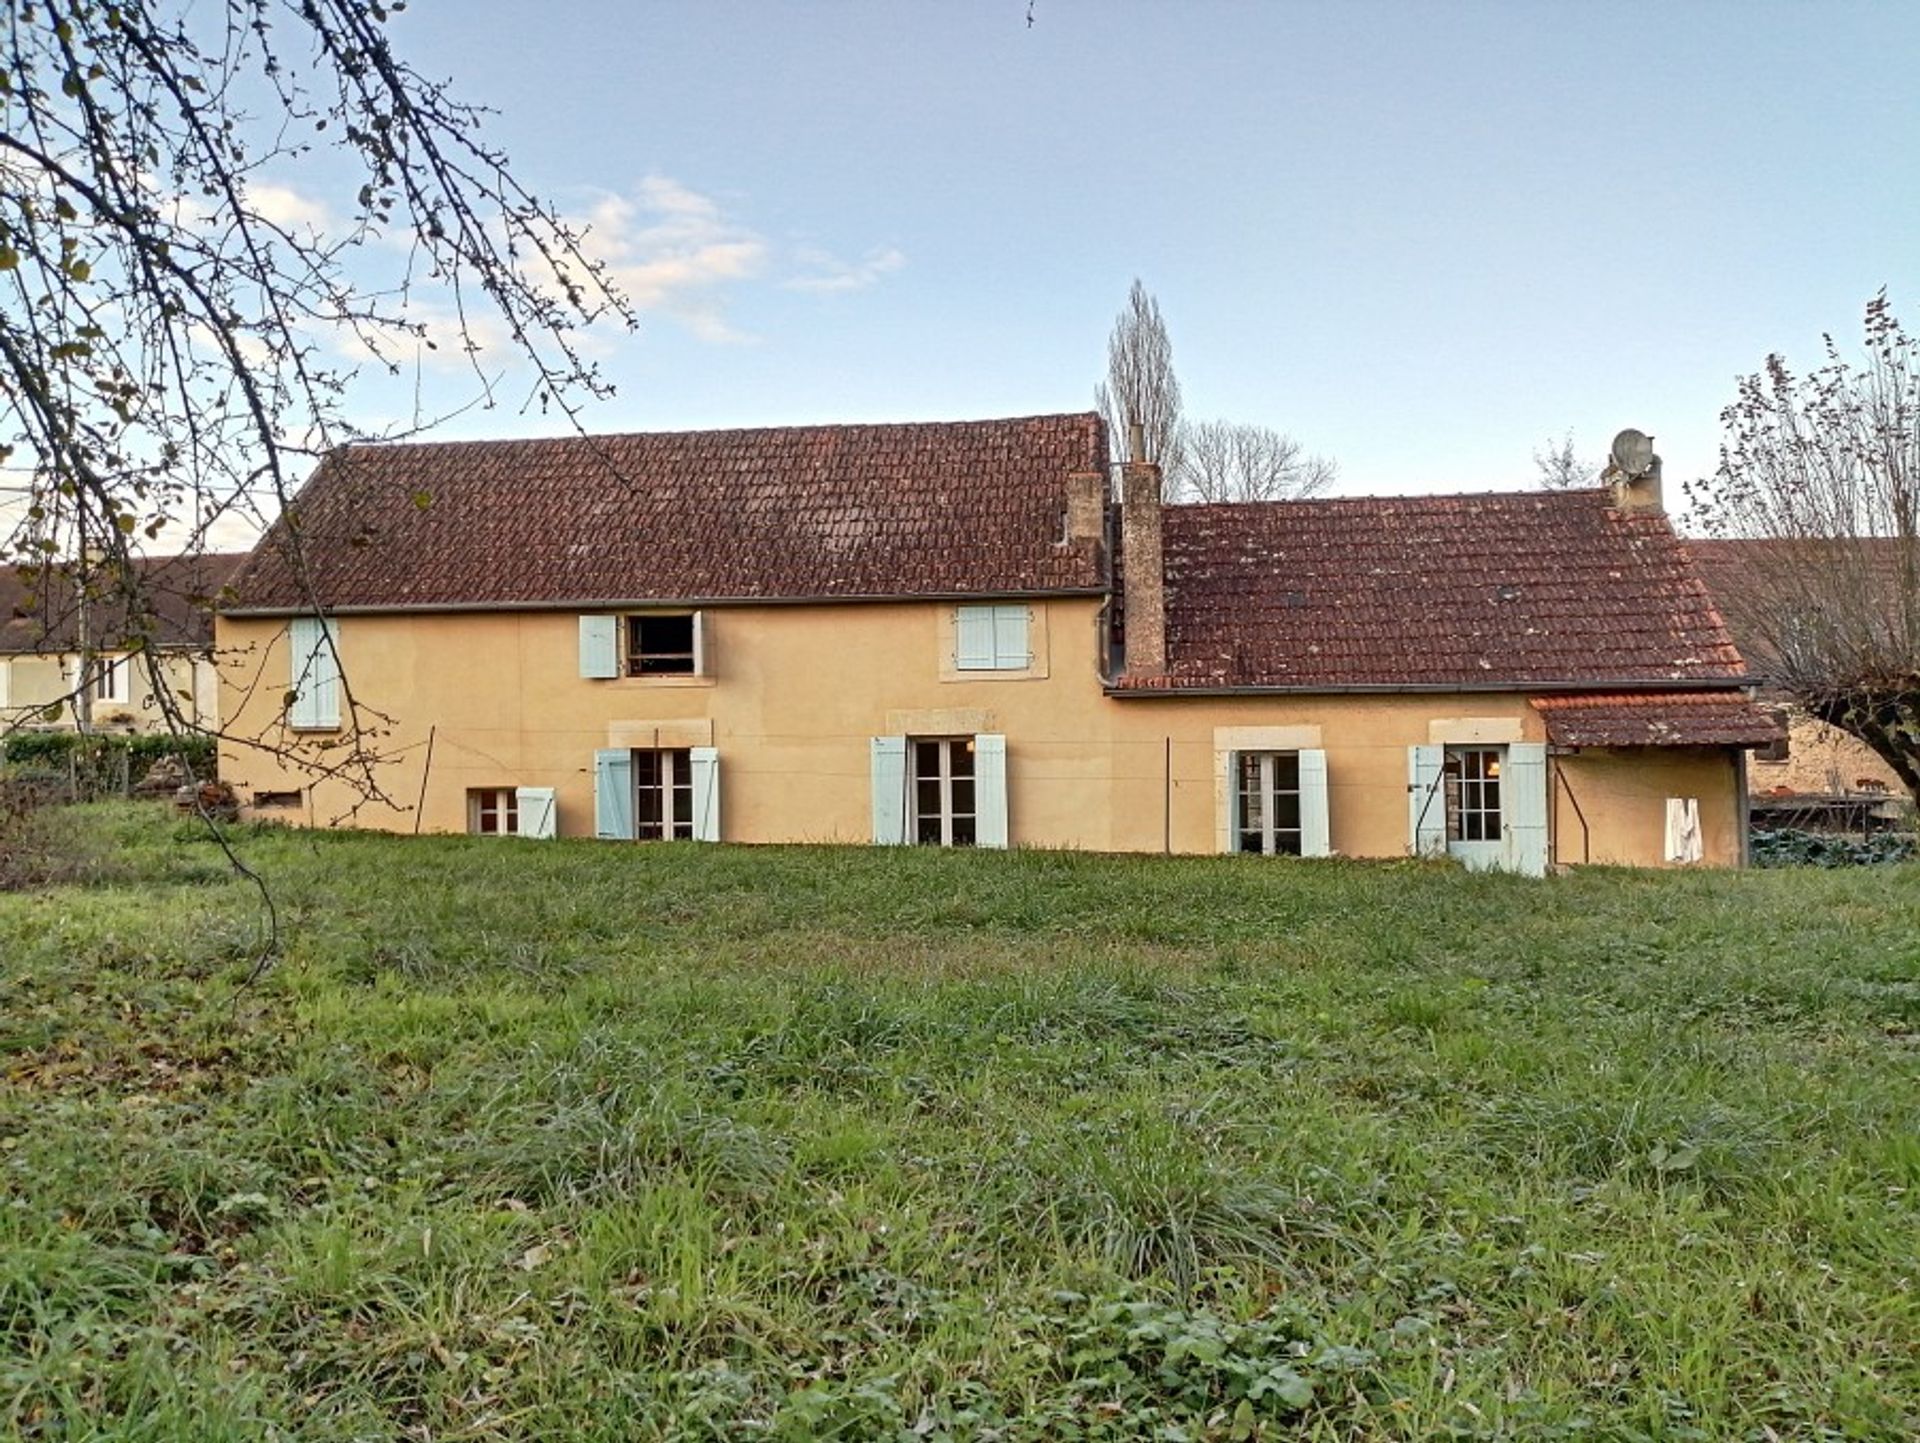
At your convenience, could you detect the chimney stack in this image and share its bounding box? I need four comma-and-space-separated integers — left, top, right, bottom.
1064, 470, 1105, 545
1120, 458, 1166, 677
1602, 429, 1664, 513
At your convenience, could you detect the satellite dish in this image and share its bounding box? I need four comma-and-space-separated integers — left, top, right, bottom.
1610, 428, 1656, 478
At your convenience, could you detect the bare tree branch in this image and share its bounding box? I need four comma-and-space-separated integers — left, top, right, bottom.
1687, 293, 1920, 804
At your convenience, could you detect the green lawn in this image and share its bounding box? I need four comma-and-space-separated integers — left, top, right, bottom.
4, 806, 1919, 1440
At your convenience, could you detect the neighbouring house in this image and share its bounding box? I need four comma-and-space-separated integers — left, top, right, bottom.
1, 553, 243, 736
1689, 538, 1910, 815
215, 414, 1779, 870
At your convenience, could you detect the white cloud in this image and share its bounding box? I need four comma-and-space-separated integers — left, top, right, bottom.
564, 176, 907, 342
786, 245, 907, 295
571, 176, 771, 344
248, 180, 332, 232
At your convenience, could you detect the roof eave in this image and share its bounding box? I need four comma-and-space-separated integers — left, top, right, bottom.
221, 586, 1113, 619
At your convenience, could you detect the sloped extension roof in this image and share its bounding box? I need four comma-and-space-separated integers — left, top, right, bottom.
1532, 691, 1784, 748
225, 415, 1110, 613
1114, 489, 1749, 691
1, 553, 246, 655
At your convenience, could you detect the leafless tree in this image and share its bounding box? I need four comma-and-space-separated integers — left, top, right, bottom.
0, 0, 631, 804
1534, 431, 1600, 490
1687, 293, 1920, 805
1171, 418, 1335, 504
1095, 278, 1183, 469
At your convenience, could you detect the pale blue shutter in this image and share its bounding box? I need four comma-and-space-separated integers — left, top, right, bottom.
992, 605, 1030, 668
288, 616, 339, 728
974, 733, 1008, 848
955, 607, 996, 670
689, 746, 720, 842
594, 748, 635, 839
1297, 748, 1331, 858
1408, 745, 1446, 857
692, 610, 707, 677
870, 736, 908, 844
1503, 742, 1549, 877
515, 787, 557, 840
579, 615, 619, 679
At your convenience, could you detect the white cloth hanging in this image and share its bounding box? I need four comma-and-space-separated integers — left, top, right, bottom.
1665, 797, 1703, 864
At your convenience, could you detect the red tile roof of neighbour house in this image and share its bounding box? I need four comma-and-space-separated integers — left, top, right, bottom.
1113, 488, 1750, 691
225, 415, 1111, 612
1531, 691, 1784, 748
0, 554, 245, 655
1687, 537, 1915, 680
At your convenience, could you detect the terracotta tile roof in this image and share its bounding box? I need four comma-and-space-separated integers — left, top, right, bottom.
226, 415, 1109, 612
1532, 691, 1784, 748
1114, 488, 1749, 690
1687, 537, 1914, 680
0, 554, 245, 655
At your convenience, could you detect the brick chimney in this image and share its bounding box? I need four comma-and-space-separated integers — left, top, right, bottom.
1120, 457, 1166, 677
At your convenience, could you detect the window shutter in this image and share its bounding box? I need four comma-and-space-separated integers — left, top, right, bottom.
954, 607, 996, 670
594, 748, 635, 839
289, 616, 339, 728
993, 605, 1030, 668
579, 615, 619, 679
689, 746, 721, 842
1297, 748, 1332, 858
1503, 742, 1549, 876
974, 733, 1008, 848
1220, 750, 1241, 854
515, 787, 557, 840
1407, 745, 1446, 857
691, 610, 707, 677
870, 736, 908, 844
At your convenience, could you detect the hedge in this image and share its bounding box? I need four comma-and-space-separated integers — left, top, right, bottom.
2, 730, 217, 776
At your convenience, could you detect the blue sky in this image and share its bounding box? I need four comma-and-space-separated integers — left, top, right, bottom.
307, 0, 1919, 511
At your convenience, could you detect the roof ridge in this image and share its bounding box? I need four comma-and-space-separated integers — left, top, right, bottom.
329, 411, 1104, 457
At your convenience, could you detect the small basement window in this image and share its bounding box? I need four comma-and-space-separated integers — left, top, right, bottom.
468, 788, 519, 836
252, 788, 302, 808
626, 614, 697, 676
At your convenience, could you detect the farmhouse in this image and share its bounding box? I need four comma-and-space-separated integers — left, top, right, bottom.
215, 414, 1778, 870
1, 554, 241, 735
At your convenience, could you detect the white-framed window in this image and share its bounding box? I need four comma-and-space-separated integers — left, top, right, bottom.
634, 747, 696, 840
1444, 746, 1503, 842
468, 788, 519, 836
910, 736, 978, 846
90, 654, 130, 705
1234, 751, 1304, 855
594, 747, 719, 842
955, 604, 1031, 671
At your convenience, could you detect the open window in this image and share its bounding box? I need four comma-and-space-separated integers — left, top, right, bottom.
578, 612, 706, 678
1227, 749, 1330, 857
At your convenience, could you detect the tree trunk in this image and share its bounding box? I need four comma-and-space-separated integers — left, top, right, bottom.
1811, 693, 1920, 809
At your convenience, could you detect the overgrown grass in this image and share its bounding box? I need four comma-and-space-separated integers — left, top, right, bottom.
4, 805, 1918, 1438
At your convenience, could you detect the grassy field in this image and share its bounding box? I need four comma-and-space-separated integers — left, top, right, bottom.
3, 806, 1919, 1440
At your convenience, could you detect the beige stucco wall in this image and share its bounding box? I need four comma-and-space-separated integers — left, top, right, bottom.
0, 650, 213, 734
215, 600, 1746, 867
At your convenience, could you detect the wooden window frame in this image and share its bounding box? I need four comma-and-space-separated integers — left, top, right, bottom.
1444, 746, 1504, 843
1235, 750, 1304, 856
909, 735, 977, 847
625, 613, 698, 677
468, 787, 520, 836
633, 746, 696, 841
